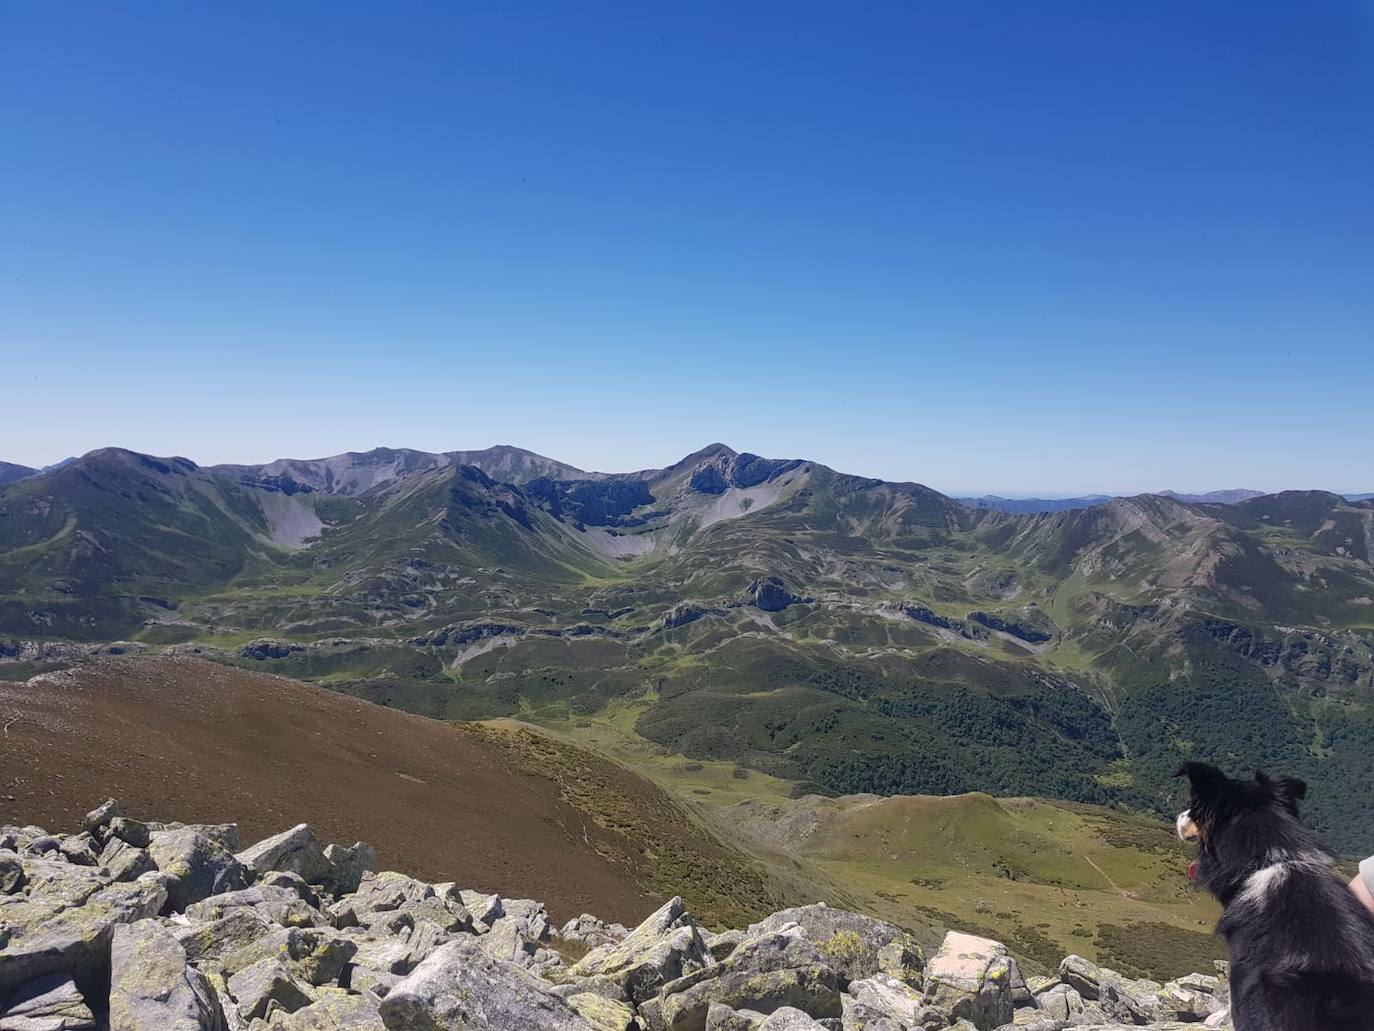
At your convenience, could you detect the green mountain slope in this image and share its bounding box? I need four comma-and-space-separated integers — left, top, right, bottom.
3, 443, 1373, 851
0, 449, 273, 639
0, 461, 36, 487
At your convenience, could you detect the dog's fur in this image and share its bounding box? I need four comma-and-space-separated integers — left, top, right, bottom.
1176, 761, 1374, 1031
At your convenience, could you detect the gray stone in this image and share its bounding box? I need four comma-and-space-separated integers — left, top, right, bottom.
491, 898, 551, 946
561, 914, 630, 951
1007, 957, 1030, 1008
108, 918, 227, 1030
564, 993, 638, 1031
922, 932, 1014, 1031
147, 830, 246, 913
705, 1004, 761, 1031
257, 871, 319, 907
1056, 956, 1101, 1000
173, 908, 275, 966
654, 929, 841, 1031
98, 840, 156, 884
0, 974, 96, 1031
1158, 981, 1219, 1022
0, 853, 27, 895
225, 957, 313, 1022
16, 859, 107, 907
843, 973, 926, 1028
0, 873, 168, 996
234, 826, 329, 885
222, 927, 356, 987
56, 835, 98, 868
704, 930, 744, 963
758, 1009, 826, 1030
183, 886, 327, 929
273, 990, 384, 1029
144, 823, 240, 853
746, 905, 923, 989
321, 842, 376, 896
330, 872, 470, 937
479, 918, 542, 969
82, 800, 121, 836
569, 896, 709, 1005
350, 937, 417, 977
457, 890, 503, 928
20, 838, 61, 858
378, 938, 596, 1030
346, 964, 400, 999
1033, 983, 1083, 1022
1097, 975, 1161, 1025
107, 819, 150, 849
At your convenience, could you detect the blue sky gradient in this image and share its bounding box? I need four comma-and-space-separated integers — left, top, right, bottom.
3, 2, 1371, 494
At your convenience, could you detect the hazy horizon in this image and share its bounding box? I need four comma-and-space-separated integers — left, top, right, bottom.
5, 438, 1370, 500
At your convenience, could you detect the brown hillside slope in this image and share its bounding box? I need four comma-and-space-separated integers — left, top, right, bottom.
0, 656, 765, 925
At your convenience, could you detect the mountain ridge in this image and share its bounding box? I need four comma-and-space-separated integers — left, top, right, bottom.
3, 442, 1373, 852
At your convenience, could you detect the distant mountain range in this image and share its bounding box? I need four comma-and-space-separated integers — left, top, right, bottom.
957, 487, 1374, 513
3, 442, 1373, 851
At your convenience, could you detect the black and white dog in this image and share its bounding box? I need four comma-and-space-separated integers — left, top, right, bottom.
1175, 761, 1374, 1031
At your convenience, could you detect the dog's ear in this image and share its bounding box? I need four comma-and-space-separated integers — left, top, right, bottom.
1256, 770, 1307, 812
1175, 761, 1227, 801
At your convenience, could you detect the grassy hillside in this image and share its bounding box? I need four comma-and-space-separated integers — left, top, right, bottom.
0, 657, 793, 927
4, 443, 1373, 852
494, 709, 1223, 979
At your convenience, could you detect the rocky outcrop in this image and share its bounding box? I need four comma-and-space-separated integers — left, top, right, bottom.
741, 579, 811, 614
652, 604, 714, 633
0, 803, 1234, 1031
966, 611, 1054, 644
687, 453, 803, 495
524, 478, 656, 528
237, 641, 305, 661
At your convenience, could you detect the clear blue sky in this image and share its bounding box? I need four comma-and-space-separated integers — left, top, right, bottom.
3, 2, 1371, 494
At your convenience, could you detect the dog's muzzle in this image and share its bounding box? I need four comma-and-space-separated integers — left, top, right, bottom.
1176, 809, 1200, 842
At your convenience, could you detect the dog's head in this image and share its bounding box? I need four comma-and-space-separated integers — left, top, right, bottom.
1174, 761, 1316, 900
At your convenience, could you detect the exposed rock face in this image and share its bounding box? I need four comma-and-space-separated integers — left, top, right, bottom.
652, 604, 712, 633
742, 578, 811, 613
525, 477, 656, 528
237, 640, 305, 661
687, 453, 803, 495
0, 803, 1233, 1031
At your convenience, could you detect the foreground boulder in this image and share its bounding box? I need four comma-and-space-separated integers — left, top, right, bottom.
108, 918, 226, 1030
922, 932, 1016, 1030
0, 974, 96, 1030
569, 896, 709, 1004
146, 830, 245, 912
745, 904, 923, 989
0, 872, 168, 996
235, 825, 330, 884
646, 926, 841, 1031
378, 939, 597, 1030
